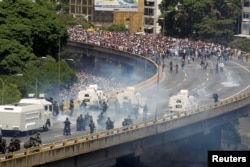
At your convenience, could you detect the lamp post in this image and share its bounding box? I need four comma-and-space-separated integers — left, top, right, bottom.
159, 17, 165, 35
227, 2, 241, 34
58, 40, 61, 103
0, 74, 23, 105
154, 54, 160, 120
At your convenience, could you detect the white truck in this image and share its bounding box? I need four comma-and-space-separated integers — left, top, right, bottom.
168, 90, 198, 114
116, 87, 145, 114
77, 84, 109, 109
0, 97, 53, 132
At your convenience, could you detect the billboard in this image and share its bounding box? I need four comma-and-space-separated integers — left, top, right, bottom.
94, 0, 138, 12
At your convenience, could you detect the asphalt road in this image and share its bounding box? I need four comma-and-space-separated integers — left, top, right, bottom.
3, 56, 250, 149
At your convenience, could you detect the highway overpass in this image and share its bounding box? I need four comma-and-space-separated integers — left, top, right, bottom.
0, 42, 250, 167
0, 91, 249, 167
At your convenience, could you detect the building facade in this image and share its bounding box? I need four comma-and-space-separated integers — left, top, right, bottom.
69, 0, 145, 33
242, 0, 250, 35
144, 0, 162, 34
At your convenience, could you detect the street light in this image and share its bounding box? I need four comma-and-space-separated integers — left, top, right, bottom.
159, 17, 165, 35
227, 2, 241, 34
154, 55, 160, 120
0, 74, 23, 105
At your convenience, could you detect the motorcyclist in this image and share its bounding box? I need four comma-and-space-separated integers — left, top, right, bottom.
63, 117, 71, 135
106, 117, 114, 130
9, 135, 21, 152
33, 132, 42, 145
0, 135, 7, 154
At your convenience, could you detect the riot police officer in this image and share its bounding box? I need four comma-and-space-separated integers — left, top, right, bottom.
213, 93, 219, 102
34, 132, 42, 145
89, 119, 95, 134
76, 114, 85, 131
97, 112, 105, 126
63, 118, 71, 135
85, 112, 92, 125
69, 99, 74, 116
143, 104, 148, 121
106, 117, 114, 130
102, 101, 108, 113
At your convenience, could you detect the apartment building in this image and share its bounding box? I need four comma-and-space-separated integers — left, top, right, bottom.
69, 0, 145, 33
144, 0, 162, 34
242, 0, 250, 35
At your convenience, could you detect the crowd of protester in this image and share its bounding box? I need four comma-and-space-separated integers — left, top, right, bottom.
68, 26, 249, 62
62, 26, 249, 101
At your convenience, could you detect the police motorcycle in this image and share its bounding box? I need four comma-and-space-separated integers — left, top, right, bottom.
7, 136, 21, 152
63, 118, 71, 136
0, 136, 7, 154
24, 136, 41, 149
122, 115, 133, 127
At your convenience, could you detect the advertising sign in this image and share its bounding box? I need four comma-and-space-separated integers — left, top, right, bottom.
94, 0, 138, 12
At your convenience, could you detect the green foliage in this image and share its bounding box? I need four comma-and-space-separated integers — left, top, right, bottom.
19, 56, 77, 98
3, 84, 21, 104
0, 75, 22, 104
0, 0, 68, 72
230, 38, 250, 52
106, 24, 128, 32
0, 39, 36, 74
0, 0, 76, 99
159, 0, 241, 44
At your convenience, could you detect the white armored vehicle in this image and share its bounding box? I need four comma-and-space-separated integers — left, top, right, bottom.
0, 95, 53, 132
168, 90, 198, 114
77, 84, 109, 109
116, 87, 145, 114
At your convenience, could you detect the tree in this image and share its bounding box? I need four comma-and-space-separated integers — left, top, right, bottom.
0, 0, 68, 72
2, 84, 21, 104
0, 39, 36, 74
106, 24, 128, 32
159, 0, 241, 44
230, 38, 250, 52
19, 56, 77, 98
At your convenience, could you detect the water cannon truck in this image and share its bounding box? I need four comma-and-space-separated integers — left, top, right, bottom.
168, 90, 198, 114
77, 84, 109, 109
0, 94, 53, 133
116, 87, 145, 114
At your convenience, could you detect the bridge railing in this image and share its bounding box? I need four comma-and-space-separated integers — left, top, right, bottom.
1, 91, 249, 162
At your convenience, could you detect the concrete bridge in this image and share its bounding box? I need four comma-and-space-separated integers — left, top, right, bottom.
0, 42, 250, 167
0, 89, 249, 167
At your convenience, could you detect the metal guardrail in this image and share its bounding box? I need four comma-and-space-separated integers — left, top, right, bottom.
1, 91, 249, 162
